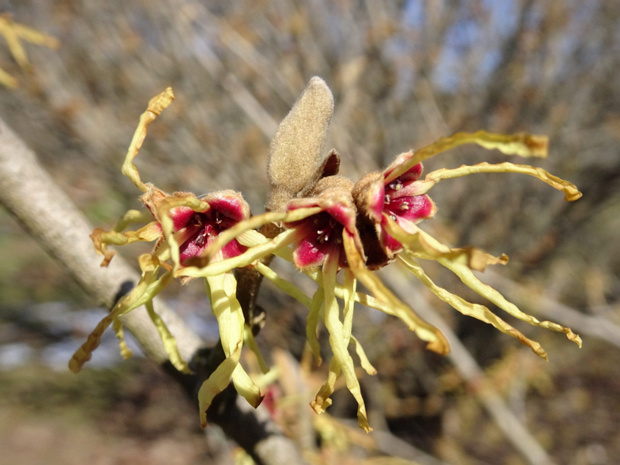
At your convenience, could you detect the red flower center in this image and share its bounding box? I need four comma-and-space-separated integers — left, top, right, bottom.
173, 209, 247, 264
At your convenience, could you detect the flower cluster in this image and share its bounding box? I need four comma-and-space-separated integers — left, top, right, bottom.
70, 79, 582, 432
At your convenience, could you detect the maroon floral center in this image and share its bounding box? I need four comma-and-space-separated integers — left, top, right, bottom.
290, 210, 350, 268
171, 207, 247, 264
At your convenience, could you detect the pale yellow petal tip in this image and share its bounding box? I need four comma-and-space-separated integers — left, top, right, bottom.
359, 419, 373, 434
566, 188, 583, 202
426, 338, 451, 356
567, 331, 583, 348
148, 87, 175, 115
68, 358, 83, 374
529, 341, 549, 361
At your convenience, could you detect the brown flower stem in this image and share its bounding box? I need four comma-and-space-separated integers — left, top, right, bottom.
0, 116, 307, 465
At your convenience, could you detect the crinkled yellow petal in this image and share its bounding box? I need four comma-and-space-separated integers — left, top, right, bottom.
439, 254, 581, 347
91, 221, 162, 267
412, 229, 582, 348
321, 250, 371, 432
398, 253, 549, 360
231, 363, 263, 409
342, 231, 450, 356
114, 209, 155, 232
414, 162, 582, 201
350, 335, 377, 376
307, 287, 325, 364
276, 252, 405, 319
386, 131, 549, 184
265, 250, 394, 370
236, 229, 270, 248
198, 341, 242, 428
69, 258, 172, 372
244, 325, 269, 374
311, 360, 337, 413
112, 317, 133, 359
0, 66, 18, 88
388, 218, 582, 349
144, 300, 191, 373
342, 270, 356, 342
255, 261, 313, 308
382, 217, 508, 272
207, 273, 244, 355
121, 88, 175, 192
0, 15, 59, 70
206, 273, 263, 410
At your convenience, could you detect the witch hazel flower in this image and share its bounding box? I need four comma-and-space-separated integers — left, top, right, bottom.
70, 88, 263, 427
349, 130, 583, 361
353, 154, 436, 268
285, 176, 360, 269
194, 78, 583, 432
72, 78, 584, 434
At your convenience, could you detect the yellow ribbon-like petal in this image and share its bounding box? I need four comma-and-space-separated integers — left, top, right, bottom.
205, 273, 263, 415
343, 231, 450, 356
385, 131, 549, 184
314, 250, 371, 432
144, 300, 191, 373
415, 162, 582, 201
398, 253, 549, 360
121, 88, 175, 192
69, 257, 172, 372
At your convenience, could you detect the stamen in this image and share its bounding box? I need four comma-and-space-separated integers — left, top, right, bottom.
194, 230, 207, 246
388, 181, 403, 191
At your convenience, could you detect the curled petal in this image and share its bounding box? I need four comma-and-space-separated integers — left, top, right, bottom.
307, 288, 325, 364
420, 162, 582, 201
91, 221, 161, 267
179, 228, 304, 278
144, 300, 191, 373
199, 207, 322, 266
342, 230, 450, 355
398, 253, 549, 360
198, 342, 243, 428
203, 272, 263, 423
122, 88, 175, 192
69, 255, 173, 372
385, 217, 582, 350
318, 249, 371, 432
385, 131, 550, 184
